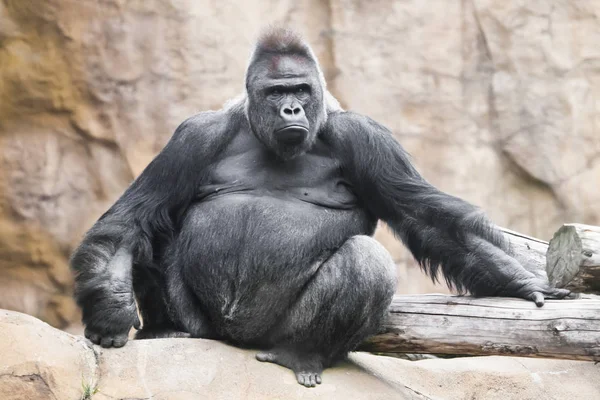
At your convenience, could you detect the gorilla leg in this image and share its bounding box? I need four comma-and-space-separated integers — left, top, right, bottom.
163, 258, 220, 340
132, 264, 189, 340
257, 235, 396, 387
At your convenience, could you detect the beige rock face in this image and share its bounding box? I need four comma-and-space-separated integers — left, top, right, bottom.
1, 0, 599, 327
0, 310, 97, 400
1, 309, 599, 400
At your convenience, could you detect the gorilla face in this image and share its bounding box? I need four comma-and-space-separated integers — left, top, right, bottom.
246, 55, 325, 160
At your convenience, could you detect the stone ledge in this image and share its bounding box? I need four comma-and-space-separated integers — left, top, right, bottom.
1, 310, 598, 400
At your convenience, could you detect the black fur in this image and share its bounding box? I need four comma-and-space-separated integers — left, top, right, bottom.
70, 28, 569, 387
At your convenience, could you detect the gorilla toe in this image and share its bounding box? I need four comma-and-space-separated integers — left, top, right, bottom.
256, 348, 324, 387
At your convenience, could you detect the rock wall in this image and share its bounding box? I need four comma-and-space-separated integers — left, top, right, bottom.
0, 0, 599, 328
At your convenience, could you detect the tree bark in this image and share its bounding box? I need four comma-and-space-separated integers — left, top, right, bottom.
359, 294, 600, 362
546, 224, 600, 294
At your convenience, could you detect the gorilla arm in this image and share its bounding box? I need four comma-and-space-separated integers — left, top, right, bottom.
70, 112, 229, 347
328, 111, 570, 306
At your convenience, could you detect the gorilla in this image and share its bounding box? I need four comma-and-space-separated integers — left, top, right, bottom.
71, 28, 570, 387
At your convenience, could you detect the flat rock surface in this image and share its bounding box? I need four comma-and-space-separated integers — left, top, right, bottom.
1, 309, 598, 400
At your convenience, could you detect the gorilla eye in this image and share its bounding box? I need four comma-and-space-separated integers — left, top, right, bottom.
295, 86, 310, 98
267, 88, 283, 100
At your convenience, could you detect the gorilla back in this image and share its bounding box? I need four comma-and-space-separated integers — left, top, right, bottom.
71, 27, 570, 388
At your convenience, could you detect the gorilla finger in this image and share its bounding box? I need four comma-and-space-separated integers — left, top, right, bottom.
133, 314, 141, 330
543, 288, 571, 299
256, 352, 274, 362
100, 337, 114, 348
316, 374, 322, 384
112, 335, 129, 348
85, 329, 101, 345
530, 292, 545, 307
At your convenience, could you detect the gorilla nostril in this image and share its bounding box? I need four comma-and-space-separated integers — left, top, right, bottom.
293, 107, 301, 115
283, 108, 293, 115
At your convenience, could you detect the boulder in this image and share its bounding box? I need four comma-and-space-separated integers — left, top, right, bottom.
1, 309, 598, 400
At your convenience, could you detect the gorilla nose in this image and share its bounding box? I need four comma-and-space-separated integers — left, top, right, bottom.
280, 105, 305, 121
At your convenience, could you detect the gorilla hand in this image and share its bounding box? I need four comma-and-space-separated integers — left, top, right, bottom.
83, 289, 141, 348
76, 248, 141, 348
501, 275, 572, 307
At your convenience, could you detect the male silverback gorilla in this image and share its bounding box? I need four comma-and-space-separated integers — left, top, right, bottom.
71, 28, 570, 387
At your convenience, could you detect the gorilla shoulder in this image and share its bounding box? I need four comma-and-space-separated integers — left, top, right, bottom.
171, 105, 243, 147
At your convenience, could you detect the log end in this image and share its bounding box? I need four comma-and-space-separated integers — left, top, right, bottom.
546, 225, 582, 288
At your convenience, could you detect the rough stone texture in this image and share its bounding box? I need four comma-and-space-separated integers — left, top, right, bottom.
0, 310, 97, 400
1, 0, 600, 327
1, 310, 599, 400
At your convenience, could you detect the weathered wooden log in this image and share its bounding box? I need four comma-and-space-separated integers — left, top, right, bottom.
546, 223, 600, 294
359, 294, 600, 361
499, 224, 600, 293
499, 227, 548, 280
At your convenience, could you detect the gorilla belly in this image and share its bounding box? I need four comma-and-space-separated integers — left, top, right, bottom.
176, 192, 374, 340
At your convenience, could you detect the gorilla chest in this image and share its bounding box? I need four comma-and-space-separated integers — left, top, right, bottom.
199, 140, 356, 209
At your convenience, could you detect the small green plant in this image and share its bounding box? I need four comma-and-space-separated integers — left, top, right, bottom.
80, 376, 99, 400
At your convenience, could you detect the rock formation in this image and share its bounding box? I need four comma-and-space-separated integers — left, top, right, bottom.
1, 309, 599, 400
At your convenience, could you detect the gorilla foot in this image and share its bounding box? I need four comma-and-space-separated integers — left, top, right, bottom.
256, 348, 323, 388
134, 328, 191, 340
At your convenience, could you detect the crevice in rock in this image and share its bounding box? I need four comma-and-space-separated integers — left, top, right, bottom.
554, 151, 600, 186
501, 149, 566, 213
70, 119, 135, 199
69, 118, 121, 153
399, 384, 433, 400
76, 336, 102, 394
350, 359, 432, 399
470, 0, 498, 135
471, 0, 494, 65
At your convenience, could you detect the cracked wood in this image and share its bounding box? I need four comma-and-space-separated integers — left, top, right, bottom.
359, 294, 600, 361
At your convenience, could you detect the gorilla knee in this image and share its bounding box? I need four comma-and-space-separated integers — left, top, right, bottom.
344, 235, 397, 290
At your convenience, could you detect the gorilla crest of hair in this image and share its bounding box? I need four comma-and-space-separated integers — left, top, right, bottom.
251, 28, 316, 62
247, 29, 326, 87
70, 27, 571, 388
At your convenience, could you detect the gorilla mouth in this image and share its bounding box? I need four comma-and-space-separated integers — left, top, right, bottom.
275, 125, 309, 144
276, 125, 309, 133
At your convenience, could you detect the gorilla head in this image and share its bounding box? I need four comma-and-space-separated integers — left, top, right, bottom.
245, 29, 327, 160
